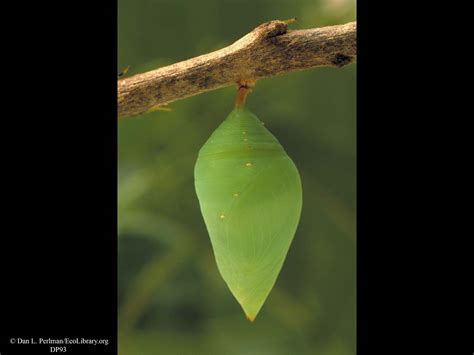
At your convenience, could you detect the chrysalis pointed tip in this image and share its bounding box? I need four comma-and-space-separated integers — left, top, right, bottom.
245, 314, 256, 323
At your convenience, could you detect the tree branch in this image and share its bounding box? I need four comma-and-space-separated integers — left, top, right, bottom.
118, 20, 356, 118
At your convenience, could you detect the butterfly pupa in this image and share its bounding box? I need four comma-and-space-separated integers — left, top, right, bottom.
194, 91, 302, 321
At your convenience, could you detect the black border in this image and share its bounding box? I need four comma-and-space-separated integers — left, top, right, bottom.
356, 0, 368, 351
0, 1, 117, 354
356, 1, 473, 353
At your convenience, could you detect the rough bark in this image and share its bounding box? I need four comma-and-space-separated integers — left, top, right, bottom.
118, 20, 356, 118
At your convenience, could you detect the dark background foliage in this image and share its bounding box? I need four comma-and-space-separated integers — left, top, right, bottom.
118, 0, 356, 353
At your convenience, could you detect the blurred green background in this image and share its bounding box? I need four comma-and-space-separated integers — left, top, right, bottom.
118, 0, 356, 354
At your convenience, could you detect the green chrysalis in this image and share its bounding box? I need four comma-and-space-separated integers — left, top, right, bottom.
194, 102, 302, 321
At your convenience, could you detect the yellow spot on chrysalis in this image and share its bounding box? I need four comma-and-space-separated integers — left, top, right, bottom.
220, 214, 226, 220
245, 162, 253, 167
233, 193, 239, 197
243, 138, 248, 142
242, 131, 247, 135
